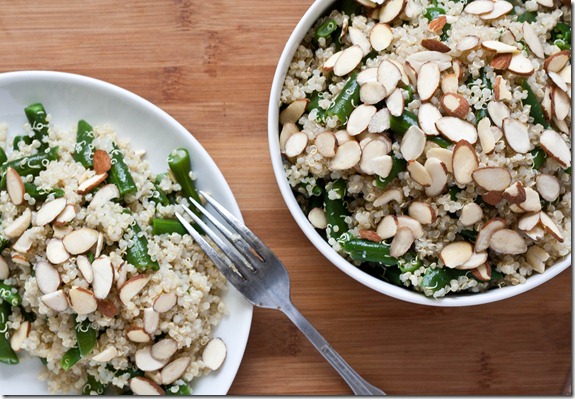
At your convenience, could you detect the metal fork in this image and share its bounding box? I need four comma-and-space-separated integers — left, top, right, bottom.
175, 191, 385, 396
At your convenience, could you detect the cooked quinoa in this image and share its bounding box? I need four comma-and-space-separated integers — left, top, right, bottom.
0, 105, 227, 394
278, 0, 571, 298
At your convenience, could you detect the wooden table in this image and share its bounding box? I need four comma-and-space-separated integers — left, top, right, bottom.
0, 1, 570, 395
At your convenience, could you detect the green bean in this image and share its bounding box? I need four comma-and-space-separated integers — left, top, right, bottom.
307, 91, 327, 122
389, 109, 418, 136
61, 346, 81, 371
517, 11, 537, 23
403, 85, 414, 104
125, 218, 160, 271
0, 301, 19, 365
0, 238, 9, 252
108, 143, 137, 197
24, 103, 49, 150
152, 218, 187, 235
75, 319, 97, 358
0, 147, 6, 166
73, 120, 95, 168
459, 229, 478, 243
530, 147, 548, 170
12, 135, 33, 151
24, 183, 64, 201
397, 252, 422, 273
551, 22, 571, 50
420, 267, 461, 294
325, 72, 360, 126
83, 374, 107, 395
374, 157, 407, 189
315, 18, 338, 40
339, 0, 364, 16
448, 186, 462, 201
423, 6, 450, 41
341, 238, 398, 266
474, 108, 489, 124
428, 135, 453, 149
0, 283, 22, 307
167, 148, 201, 211
382, 266, 403, 286
150, 174, 171, 206
324, 179, 349, 240
165, 383, 192, 395
521, 80, 550, 128
1, 146, 59, 180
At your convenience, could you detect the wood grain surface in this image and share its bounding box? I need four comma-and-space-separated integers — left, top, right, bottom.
0, 1, 570, 395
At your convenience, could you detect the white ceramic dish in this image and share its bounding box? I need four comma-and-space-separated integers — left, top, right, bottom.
0, 70, 252, 394
267, 0, 571, 307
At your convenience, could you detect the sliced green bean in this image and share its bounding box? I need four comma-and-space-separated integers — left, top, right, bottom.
551, 22, 571, 50
324, 179, 349, 240
24, 183, 64, 201
149, 174, 171, 206
73, 120, 95, 168
12, 135, 33, 151
420, 268, 459, 294
315, 18, 338, 40
428, 135, 453, 149
521, 80, 550, 128
0, 147, 6, 166
459, 229, 478, 243
325, 72, 360, 126
108, 143, 137, 197
61, 346, 81, 371
125, 218, 160, 271
375, 157, 407, 189
517, 11, 537, 23
1, 146, 59, 180
167, 148, 201, 211
530, 147, 547, 170
152, 218, 187, 235
341, 239, 398, 266
397, 252, 422, 273
389, 109, 418, 136
75, 319, 97, 358
0, 301, 19, 365
83, 374, 107, 395
0, 283, 22, 307
24, 103, 49, 150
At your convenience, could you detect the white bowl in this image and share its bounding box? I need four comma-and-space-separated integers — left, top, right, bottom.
0, 70, 252, 394
267, 0, 571, 307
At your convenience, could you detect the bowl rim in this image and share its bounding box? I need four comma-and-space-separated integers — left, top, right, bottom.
267, 0, 571, 307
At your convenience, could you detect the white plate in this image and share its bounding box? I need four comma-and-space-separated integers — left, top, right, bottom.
0, 70, 253, 395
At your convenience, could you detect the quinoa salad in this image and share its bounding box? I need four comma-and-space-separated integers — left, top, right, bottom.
278, 0, 571, 298
0, 103, 228, 394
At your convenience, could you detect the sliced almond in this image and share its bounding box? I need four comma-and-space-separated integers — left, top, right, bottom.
329, 141, 362, 171
360, 140, 389, 175
46, 238, 70, 264
400, 125, 426, 161
76, 255, 93, 284
558, 63, 571, 84
371, 155, 394, 178
406, 51, 452, 73
457, 251, 489, 270
308, 208, 327, 229
12, 229, 34, 253
408, 202, 435, 225
518, 212, 541, 231
475, 218, 506, 252
284, 132, 308, 158
129, 376, 165, 395
435, 117, 478, 143
396, 215, 424, 239
522, 22, 544, 59
63, 227, 99, 254
407, 160, 433, 186
440, 241, 473, 268
541, 85, 554, 121
203, 337, 227, 371
548, 71, 568, 92
418, 103, 442, 136
0, 256, 8, 280
348, 26, 371, 56
377, 60, 402, 95
472, 167, 511, 192
489, 229, 527, 254
525, 225, 545, 241
552, 86, 570, 121
540, 129, 570, 168
452, 140, 479, 185
390, 227, 415, 258
347, 105, 377, 136
358, 229, 382, 243
360, 81, 387, 105
535, 0, 554, 6
334, 45, 364, 77
494, 76, 512, 102
279, 123, 299, 153
459, 203, 483, 226
502, 181, 527, 204
535, 174, 560, 202
428, 16, 447, 34
373, 187, 403, 207
368, 108, 391, 133
119, 274, 150, 305
10, 320, 31, 352
135, 346, 170, 372
471, 263, 492, 282
369, 23, 393, 51
426, 148, 453, 172
490, 53, 512, 71
507, 53, 535, 76
5, 168, 25, 206
378, 0, 406, 23
417, 61, 440, 102
90, 184, 120, 208
386, 88, 404, 117
483, 191, 504, 206
314, 132, 337, 158
97, 298, 118, 318
452, 60, 464, 80
92, 256, 114, 299
54, 204, 76, 226
500, 29, 517, 45
424, 157, 448, 197
518, 187, 541, 212
323, 51, 342, 72
69, 286, 98, 315
279, 98, 309, 125
477, 118, 496, 154
526, 246, 550, 274
4, 208, 32, 239
35, 261, 60, 295
127, 327, 151, 343
77, 173, 108, 195
92, 346, 119, 362
144, 307, 160, 335
539, 211, 563, 242
441, 73, 459, 95
481, 40, 519, 54
153, 292, 177, 313
93, 149, 112, 175
35, 197, 67, 227
421, 39, 450, 53
478, 0, 513, 20
41, 290, 69, 312
441, 93, 469, 119
357, 67, 378, 85
508, 202, 526, 213
161, 357, 191, 385
151, 338, 178, 361
463, 0, 494, 14
544, 50, 570, 73
487, 101, 510, 128
11, 254, 30, 267
376, 215, 398, 239
456, 35, 480, 52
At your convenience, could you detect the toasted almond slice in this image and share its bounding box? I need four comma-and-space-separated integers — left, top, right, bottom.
535, 0, 554, 6
477, 117, 495, 154
491, 53, 512, 71
441, 73, 459, 95
472, 167, 511, 192
475, 218, 506, 252
203, 337, 227, 371
548, 71, 568, 92
360, 81, 387, 105
69, 286, 98, 315
92, 256, 114, 299
541, 85, 554, 120
535, 174, 560, 202
522, 22, 544, 59
35, 197, 67, 227
518, 187, 541, 212
76, 255, 93, 284
464, 0, 494, 14
435, 117, 478, 143
370, 23, 393, 51
4, 208, 32, 239
373, 187, 403, 207
507, 53, 534, 76
457, 251, 489, 270
389, 60, 410, 87
483, 191, 505, 206
6, 168, 25, 206
424, 157, 448, 197
357, 68, 378, 85
348, 104, 377, 136
471, 263, 492, 281
151, 338, 178, 361
119, 274, 150, 305
63, 227, 99, 255
526, 246, 550, 273
502, 181, 526, 204
539, 211, 563, 242
323, 51, 342, 72
525, 225, 545, 240
489, 229, 527, 254
459, 203, 483, 226
284, 132, 308, 158
136, 346, 170, 372
0, 256, 8, 280
500, 29, 516, 45
161, 357, 191, 385
334, 45, 364, 77
360, 140, 389, 175
418, 103, 442, 136
371, 155, 394, 178
508, 202, 526, 213
400, 125, 426, 161
552, 116, 570, 135
144, 307, 160, 335
153, 292, 177, 313
77, 173, 108, 195
440, 241, 473, 268
308, 208, 327, 229
315, 132, 337, 158
129, 376, 165, 395
386, 88, 404, 117
368, 108, 391, 133
35, 260, 60, 295
376, 215, 398, 239
558, 63, 571, 84
421, 39, 450, 53
407, 160, 433, 186
494, 76, 512, 102
408, 202, 435, 225
487, 101, 510, 128
97, 298, 118, 318
390, 227, 415, 258
540, 129, 571, 168
92, 346, 119, 362
329, 141, 362, 171
90, 184, 120, 208
397, 215, 424, 239
406, 51, 452, 73
92, 149, 112, 175
54, 204, 76, 226
378, 0, 406, 23
377, 60, 402, 95
127, 327, 151, 343
41, 290, 69, 312
478, 0, 513, 20
452, 140, 479, 185
544, 50, 570, 73
46, 238, 70, 264
348, 26, 371, 56
10, 320, 31, 352
279, 123, 299, 153
279, 98, 309, 125
426, 148, 453, 172
11, 254, 30, 267
455, 35, 480, 52
518, 212, 541, 231
12, 229, 35, 253
428, 16, 447, 34
441, 93, 470, 119
481, 40, 519, 54
552, 87, 570, 121
95, 232, 104, 258
417, 61, 440, 102
359, 229, 382, 243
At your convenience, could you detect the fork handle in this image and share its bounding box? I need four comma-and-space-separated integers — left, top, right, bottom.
281, 301, 385, 395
